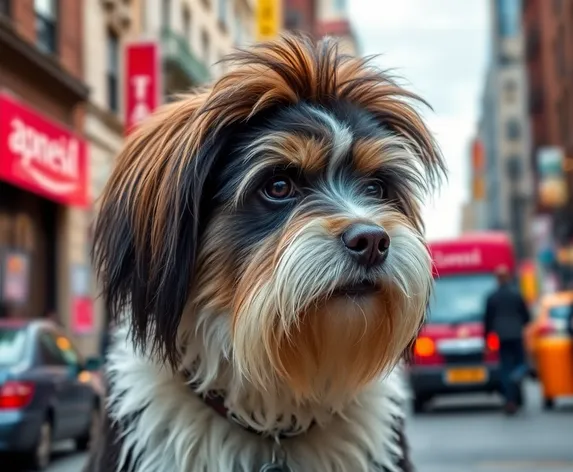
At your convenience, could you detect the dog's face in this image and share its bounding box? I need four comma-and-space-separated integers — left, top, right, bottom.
94, 36, 444, 403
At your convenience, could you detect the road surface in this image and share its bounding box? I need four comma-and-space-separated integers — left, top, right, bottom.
46, 381, 573, 472
407, 381, 573, 472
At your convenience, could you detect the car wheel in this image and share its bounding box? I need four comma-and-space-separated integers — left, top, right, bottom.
543, 397, 555, 410
29, 420, 52, 470
76, 406, 100, 451
412, 396, 428, 414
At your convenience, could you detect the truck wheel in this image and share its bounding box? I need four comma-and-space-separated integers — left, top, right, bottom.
543, 397, 555, 410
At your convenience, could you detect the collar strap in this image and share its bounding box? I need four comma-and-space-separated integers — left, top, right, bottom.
185, 376, 314, 440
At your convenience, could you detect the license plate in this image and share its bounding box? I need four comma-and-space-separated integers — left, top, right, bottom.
445, 367, 487, 384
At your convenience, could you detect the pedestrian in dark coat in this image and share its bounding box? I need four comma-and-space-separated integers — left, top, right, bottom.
484, 266, 531, 414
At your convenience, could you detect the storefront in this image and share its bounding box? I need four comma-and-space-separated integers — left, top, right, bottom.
0, 92, 94, 347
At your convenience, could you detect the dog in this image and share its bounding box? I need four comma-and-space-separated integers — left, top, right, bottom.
86, 34, 444, 472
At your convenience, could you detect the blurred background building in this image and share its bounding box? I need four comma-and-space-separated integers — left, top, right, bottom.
0, 0, 357, 356
464, 0, 533, 261
464, 0, 573, 291
523, 0, 573, 288
284, 0, 358, 54
0, 1, 93, 350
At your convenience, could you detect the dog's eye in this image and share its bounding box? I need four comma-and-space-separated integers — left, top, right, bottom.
262, 176, 296, 201
364, 181, 385, 199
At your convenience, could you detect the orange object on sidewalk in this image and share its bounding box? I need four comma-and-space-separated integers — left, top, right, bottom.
536, 336, 573, 404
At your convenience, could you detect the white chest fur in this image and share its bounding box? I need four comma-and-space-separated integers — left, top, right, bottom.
106, 329, 409, 472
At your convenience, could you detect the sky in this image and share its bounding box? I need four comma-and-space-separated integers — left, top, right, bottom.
349, 0, 490, 240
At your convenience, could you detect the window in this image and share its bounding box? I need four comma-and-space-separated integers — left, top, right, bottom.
201, 30, 210, 64
54, 334, 81, 366
217, 0, 227, 27
497, 0, 521, 38
35, 0, 58, 54
107, 30, 120, 113
39, 332, 67, 366
506, 119, 522, 140
161, 0, 171, 31
504, 80, 518, 104
183, 7, 191, 43
39, 331, 81, 366
506, 155, 522, 179
428, 274, 499, 324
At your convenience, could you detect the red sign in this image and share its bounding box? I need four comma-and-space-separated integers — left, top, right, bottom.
72, 297, 94, 334
124, 41, 161, 134
429, 232, 516, 277
0, 93, 89, 207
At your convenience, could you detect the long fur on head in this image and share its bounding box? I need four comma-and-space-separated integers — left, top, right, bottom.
93, 33, 445, 406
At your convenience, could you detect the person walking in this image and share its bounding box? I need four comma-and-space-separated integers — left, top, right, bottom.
484, 265, 531, 415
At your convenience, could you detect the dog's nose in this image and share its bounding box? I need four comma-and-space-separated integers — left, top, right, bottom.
341, 223, 390, 267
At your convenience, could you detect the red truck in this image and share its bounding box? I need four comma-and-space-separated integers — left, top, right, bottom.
408, 232, 516, 412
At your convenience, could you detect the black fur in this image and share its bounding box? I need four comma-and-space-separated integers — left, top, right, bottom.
92, 128, 233, 367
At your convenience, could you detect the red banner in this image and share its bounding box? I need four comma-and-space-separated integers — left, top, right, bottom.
124, 41, 161, 134
0, 93, 89, 207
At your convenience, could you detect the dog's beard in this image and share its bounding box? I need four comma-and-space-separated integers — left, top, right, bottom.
228, 208, 431, 405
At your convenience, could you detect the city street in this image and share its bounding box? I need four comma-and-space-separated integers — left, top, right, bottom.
44, 381, 573, 472
408, 381, 573, 472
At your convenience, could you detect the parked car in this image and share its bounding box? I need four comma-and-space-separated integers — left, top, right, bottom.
0, 319, 102, 470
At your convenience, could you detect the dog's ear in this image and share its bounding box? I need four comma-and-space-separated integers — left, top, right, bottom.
93, 93, 223, 366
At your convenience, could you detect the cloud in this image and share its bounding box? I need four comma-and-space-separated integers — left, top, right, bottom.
349, 0, 489, 240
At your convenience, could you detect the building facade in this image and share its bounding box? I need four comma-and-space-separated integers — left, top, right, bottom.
0, 1, 94, 347
522, 0, 573, 287
82, 0, 140, 355
139, 0, 254, 96
83, 0, 256, 355
463, 135, 488, 233
466, 0, 532, 259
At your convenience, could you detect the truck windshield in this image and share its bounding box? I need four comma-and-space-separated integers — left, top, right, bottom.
427, 274, 498, 324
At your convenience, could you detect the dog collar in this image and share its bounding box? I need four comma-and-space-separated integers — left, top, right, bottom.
184, 373, 315, 440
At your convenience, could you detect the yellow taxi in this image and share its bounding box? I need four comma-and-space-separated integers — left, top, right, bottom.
524, 290, 573, 409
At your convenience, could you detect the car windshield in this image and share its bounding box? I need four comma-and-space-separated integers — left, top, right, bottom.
549, 304, 573, 320
428, 274, 498, 324
0, 327, 28, 366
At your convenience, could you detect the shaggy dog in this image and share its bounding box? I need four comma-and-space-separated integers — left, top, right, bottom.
86, 34, 444, 472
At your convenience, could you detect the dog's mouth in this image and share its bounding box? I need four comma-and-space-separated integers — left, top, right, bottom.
331, 280, 381, 298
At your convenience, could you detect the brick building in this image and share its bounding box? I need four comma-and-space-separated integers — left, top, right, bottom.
0, 1, 99, 350
523, 0, 573, 286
